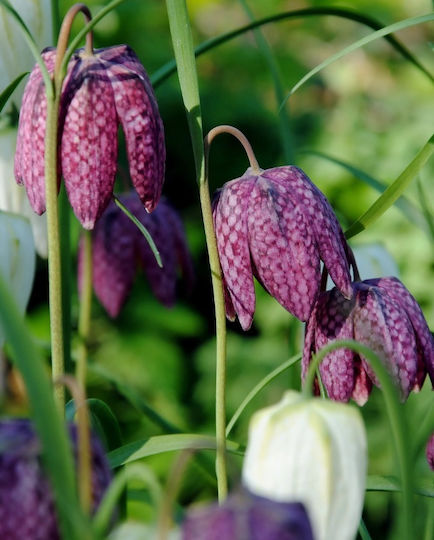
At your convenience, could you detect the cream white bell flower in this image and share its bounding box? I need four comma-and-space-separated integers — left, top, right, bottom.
0, 0, 52, 109
0, 128, 47, 257
0, 209, 35, 347
242, 391, 367, 540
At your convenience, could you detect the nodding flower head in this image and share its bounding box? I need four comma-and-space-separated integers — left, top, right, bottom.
0, 418, 111, 540
302, 277, 434, 405
78, 193, 193, 318
212, 166, 352, 330
15, 45, 165, 229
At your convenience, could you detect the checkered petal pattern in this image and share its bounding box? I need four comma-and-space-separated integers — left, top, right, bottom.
15, 45, 165, 229
0, 419, 111, 540
302, 278, 434, 404
212, 166, 352, 330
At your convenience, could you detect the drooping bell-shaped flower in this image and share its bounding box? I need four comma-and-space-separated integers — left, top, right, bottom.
302, 277, 434, 405
0, 210, 35, 348
0, 418, 111, 540
212, 166, 352, 330
182, 488, 314, 540
242, 391, 367, 540
78, 192, 193, 317
15, 44, 165, 229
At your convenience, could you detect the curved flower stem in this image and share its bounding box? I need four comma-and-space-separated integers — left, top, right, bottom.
76, 230, 93, 389
199, 159, 228, 502
55, 374, 92, 514
205, 125, 261, 174
304, 339, 412, 539
203, 125, 260, 501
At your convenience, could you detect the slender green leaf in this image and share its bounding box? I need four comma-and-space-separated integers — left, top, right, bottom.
359, 519, 373, 540
345, 135, 434, 238
417, 177, 434, 241
0, 274, 86, 540
108, 434, 241, 469
152, 7, 433, 87
303, 150, 427, 231
0, 72, 28, 113
367, 475, 434, 498
226, 353, 301, 437
165, 0, 204, 180
284, 13, 434, 103
113, 195, 162, 267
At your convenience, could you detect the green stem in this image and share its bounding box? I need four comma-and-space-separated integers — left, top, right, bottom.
76, 230, 93, 389
45, 93, 64, 411
304, 339, 412, 539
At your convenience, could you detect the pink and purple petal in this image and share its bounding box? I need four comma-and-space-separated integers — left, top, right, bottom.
213, 177, 256, 330
61, 63, 118, 229
248, 175, 320, 321
353, 284, 418, 400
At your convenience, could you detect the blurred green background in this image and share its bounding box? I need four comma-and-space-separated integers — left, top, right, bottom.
6, 0, 433, 537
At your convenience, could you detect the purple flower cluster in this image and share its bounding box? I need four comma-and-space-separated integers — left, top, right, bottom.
0, 418, 111, 540
213, 163, 434, 403
15, 45, 165, 229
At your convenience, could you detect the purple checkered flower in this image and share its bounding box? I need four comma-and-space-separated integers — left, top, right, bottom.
78, 192, 193, 317
15, 44, 165, 229
0, 418, 111, 540
302, 277, 434, 405
182, 488, 314, 540
212, 166, 352, 330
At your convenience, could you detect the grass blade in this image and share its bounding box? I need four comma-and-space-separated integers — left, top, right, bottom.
345, 134, 434, 238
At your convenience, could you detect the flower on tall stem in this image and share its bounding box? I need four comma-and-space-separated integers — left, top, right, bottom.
78, 192, 193, 317
15, 43, 165, 229
212, 163, 352, 330
303, 277, 434, 404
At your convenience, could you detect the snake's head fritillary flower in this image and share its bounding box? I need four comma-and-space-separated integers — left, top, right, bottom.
242, 391, 367, 540
15, 44, 165, 229
0, 418, 111, 540
182, 488, 314, 540
78, 193, 193, 317
302, 277, 434, 405
212, 166, 352, 330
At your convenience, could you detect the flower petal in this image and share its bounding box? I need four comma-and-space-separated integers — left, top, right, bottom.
248, 174, 320, 321
353, 283, 418, 400
213, 177, 256, 330
61, 60, 118, 229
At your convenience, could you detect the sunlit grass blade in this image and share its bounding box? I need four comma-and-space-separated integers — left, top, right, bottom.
113, 195, 162, 267
226, 353, 301, 437
0, 72, 28, 113
345, 134, 434, 238
0, 274, 86, 540
108, 433, 241, 469
283, 13, 434, 104
303, 150, 427, 232
238, 0, 294, 163
152, 7, 433, 87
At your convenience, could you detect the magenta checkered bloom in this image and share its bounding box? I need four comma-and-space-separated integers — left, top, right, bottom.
15, 45, 165, 229
426, 434, 434, 471
302, 277, 434, 405
0, 418, 111, 540
212, 166, 352, 330
78, 192, 193, 317
182, 489, 314, 540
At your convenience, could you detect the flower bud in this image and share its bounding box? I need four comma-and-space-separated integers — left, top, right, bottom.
242, 391, 367, 540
